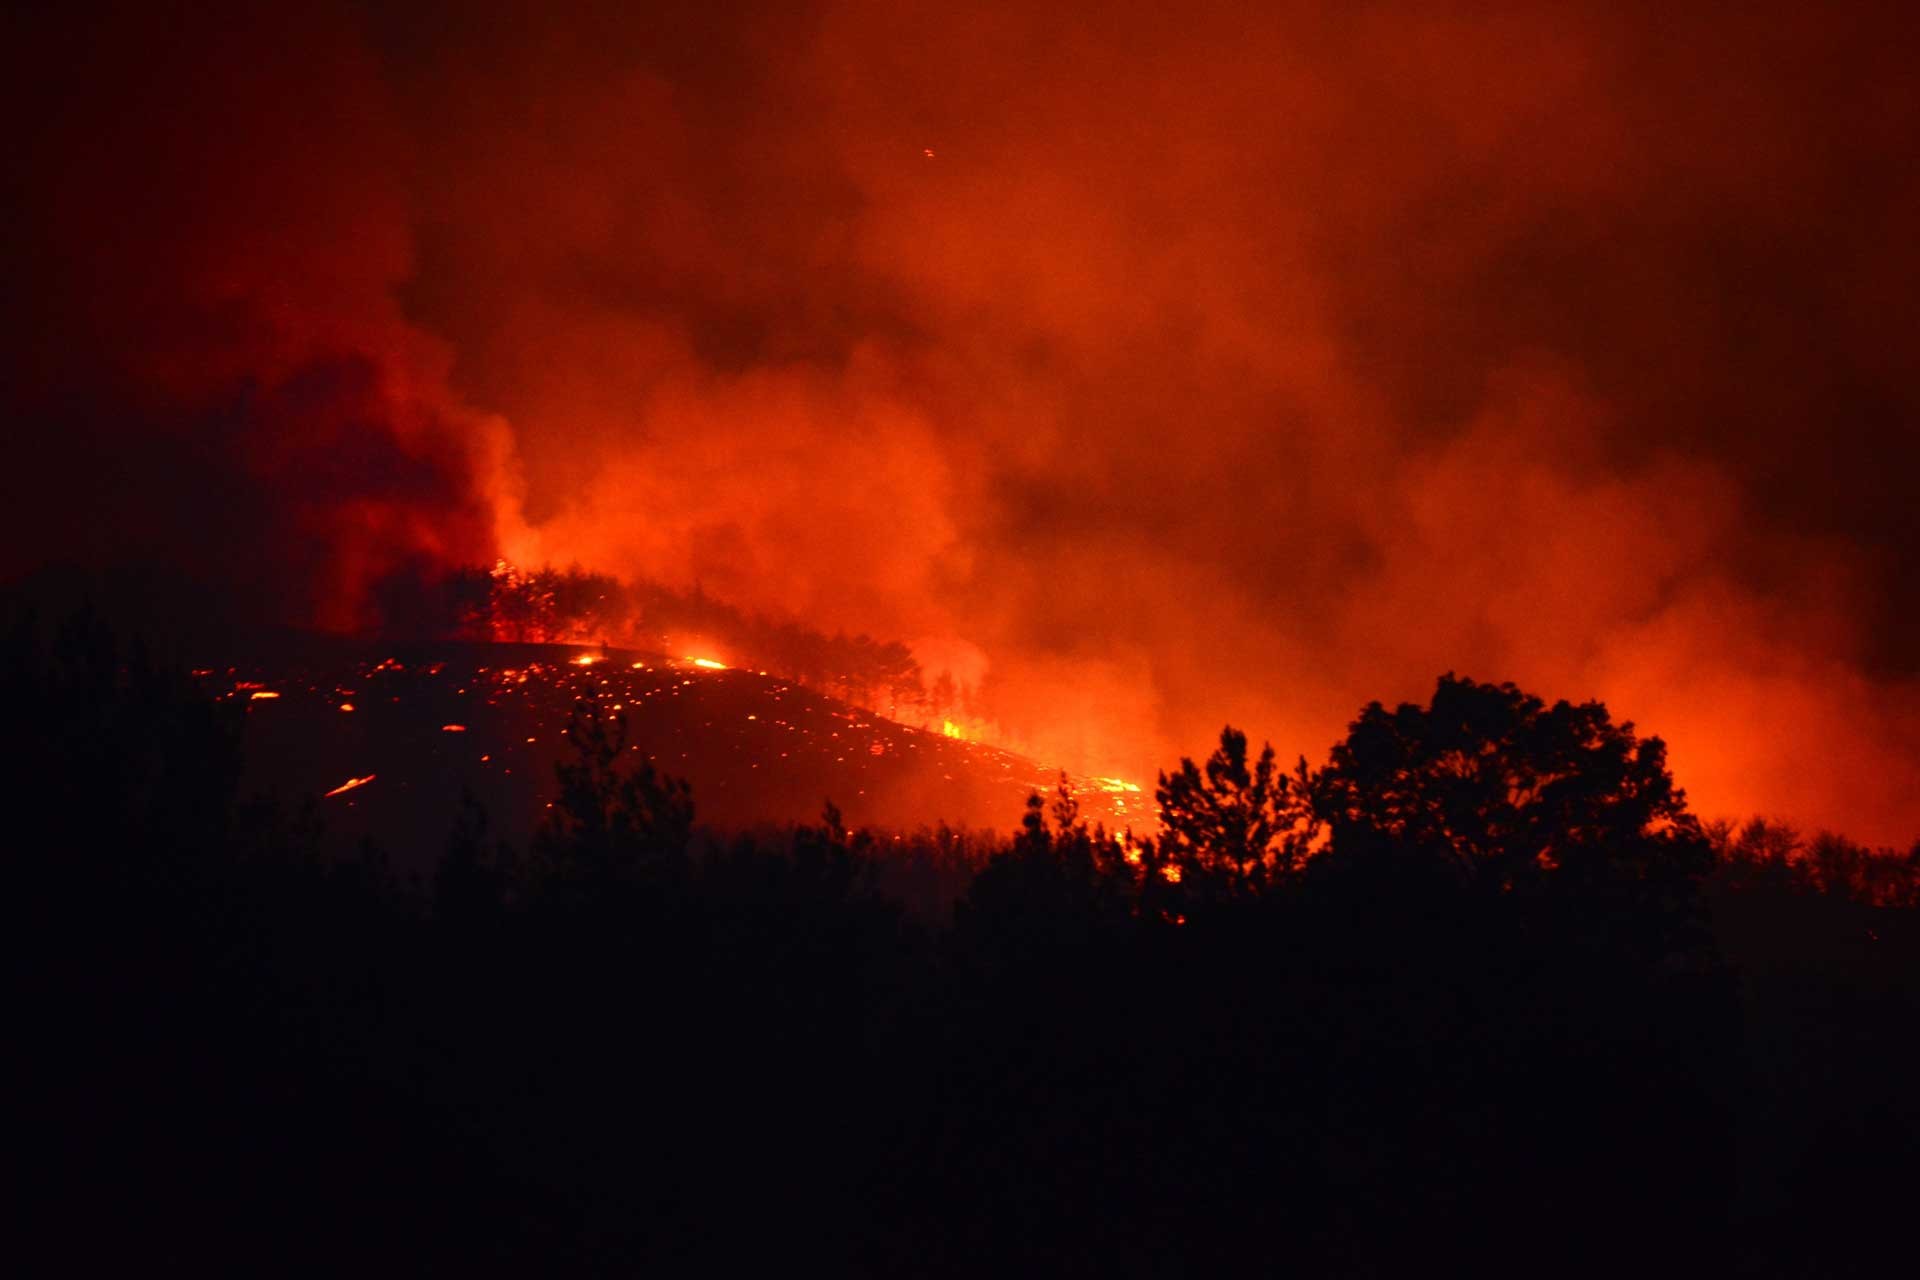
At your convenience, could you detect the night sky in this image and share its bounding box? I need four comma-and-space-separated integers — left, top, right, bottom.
6, 0, 1917, 839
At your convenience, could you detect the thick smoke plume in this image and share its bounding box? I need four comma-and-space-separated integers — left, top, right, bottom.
7, 1, 1918, 839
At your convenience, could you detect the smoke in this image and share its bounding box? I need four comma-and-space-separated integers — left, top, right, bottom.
7, 1, 1918, 839
2, 1, 510, 628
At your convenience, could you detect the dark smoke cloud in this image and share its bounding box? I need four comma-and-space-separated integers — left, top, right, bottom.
3, 1, 506, 627
7, 1, 1918, 839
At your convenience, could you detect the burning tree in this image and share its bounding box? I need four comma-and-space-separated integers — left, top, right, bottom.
441, 561, 933, 720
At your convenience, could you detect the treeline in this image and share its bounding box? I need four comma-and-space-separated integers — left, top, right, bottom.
1711, 815, 1920, 907
10, 613, 1920, 1275
430, 561, 955, 720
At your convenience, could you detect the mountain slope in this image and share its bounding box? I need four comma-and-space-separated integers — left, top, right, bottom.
208, 639, 1147, 869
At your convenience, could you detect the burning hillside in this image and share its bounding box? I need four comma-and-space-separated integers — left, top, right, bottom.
207, 637, 1146, 870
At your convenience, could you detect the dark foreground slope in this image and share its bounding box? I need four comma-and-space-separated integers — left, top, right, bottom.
9, 616, 1920, 1277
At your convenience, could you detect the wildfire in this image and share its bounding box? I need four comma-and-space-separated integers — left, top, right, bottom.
195, 638, 1145, 833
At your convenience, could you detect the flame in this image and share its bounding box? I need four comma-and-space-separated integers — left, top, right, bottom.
689, 657, 726, 670
1093, 776, 1142, 793
323, 774, 376, 798
941, 719, 969, 740
571, 654, 601, 666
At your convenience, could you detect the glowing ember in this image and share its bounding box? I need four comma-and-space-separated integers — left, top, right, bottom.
441, 724, 467, 732
339, 703, 354, 712
248, 690, 280, 700
323, 775, 376, 798
689, 657, 726, 670
571, 654, 601, 666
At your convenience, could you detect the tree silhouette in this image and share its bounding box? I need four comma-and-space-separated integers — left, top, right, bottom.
531, 692, 693, 906
1153, 726, 1318, 908
1316, 673, 1714, 959
435, 788, 516, 925
955, 775, 1134, 965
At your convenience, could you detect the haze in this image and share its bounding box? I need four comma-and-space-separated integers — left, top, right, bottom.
6, 0, 1917, 840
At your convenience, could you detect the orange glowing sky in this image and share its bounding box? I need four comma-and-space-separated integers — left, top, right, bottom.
5, 0, 1919, 841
